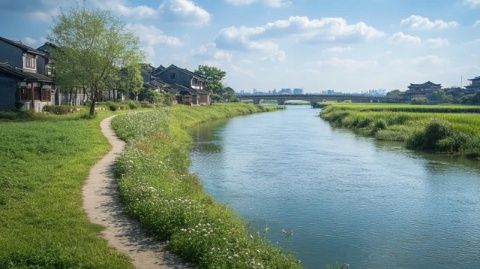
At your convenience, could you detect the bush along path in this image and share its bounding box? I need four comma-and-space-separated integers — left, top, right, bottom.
112, 104, 301, 269
82, 115, 189, 269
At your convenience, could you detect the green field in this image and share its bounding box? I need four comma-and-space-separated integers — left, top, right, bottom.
112, 103, 301, 269
320, 103, 480, 159
0, 111, 133, 268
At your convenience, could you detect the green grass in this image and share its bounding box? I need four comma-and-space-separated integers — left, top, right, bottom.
320, 103, 480, 158
112, 103, 301, 269
0, 111, 133, 268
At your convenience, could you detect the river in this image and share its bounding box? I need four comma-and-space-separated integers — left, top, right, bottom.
189, 106, 480, 269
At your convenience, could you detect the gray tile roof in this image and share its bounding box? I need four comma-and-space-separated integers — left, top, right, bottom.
0, 63, 53, 82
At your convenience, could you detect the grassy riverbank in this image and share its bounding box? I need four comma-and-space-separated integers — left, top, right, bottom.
112, 103, 301, 269
320, 103, 480, 159
0, 112, 132, 268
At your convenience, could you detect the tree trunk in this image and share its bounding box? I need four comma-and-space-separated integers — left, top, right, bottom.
89, 99, 96, 117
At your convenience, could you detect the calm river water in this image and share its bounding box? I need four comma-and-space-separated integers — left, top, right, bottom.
189, 106, 480, 269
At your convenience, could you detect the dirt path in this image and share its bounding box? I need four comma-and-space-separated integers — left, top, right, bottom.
82, 116, 189, 269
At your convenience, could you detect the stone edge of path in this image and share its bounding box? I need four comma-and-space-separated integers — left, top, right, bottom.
82, 115, 190, 269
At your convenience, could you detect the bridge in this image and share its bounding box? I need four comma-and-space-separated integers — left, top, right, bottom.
236, 94, 400, 106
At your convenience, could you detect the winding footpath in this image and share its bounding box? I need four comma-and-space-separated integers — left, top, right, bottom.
82, 116, 189, 269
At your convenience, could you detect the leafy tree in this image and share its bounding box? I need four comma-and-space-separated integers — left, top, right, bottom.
49, 7, 142, 116
461, 92, 480, 105
429, 90, 453, 103
119, 64, 143, 100
195, 65, 226, 95
222, 86, 237, 102
386, 89, 404, 99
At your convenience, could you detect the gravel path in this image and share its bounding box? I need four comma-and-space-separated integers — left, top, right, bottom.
82, 115, 189, 269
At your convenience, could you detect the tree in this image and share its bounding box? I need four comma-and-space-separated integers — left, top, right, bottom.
386, 89, 404, 99
195, 65, 226, 95
222, 86, 237, 102
119, 64, 143, 100
49, 7, 142, 116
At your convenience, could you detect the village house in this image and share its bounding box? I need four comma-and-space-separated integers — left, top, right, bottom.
153, 64, 210, 105
0, 36, 54, 111
405, 81, 442, 101
465, 76, 480, 93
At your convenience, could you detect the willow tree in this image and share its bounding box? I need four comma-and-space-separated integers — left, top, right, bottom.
49, 7, 142, 116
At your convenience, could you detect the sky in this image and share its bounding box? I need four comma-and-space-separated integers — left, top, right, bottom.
0, 0, 479, 92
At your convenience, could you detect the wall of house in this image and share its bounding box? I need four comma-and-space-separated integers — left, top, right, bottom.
198, 94, 209, 105
0, 74, 18, 110
0, 41, 23, 68
36, 56, 47, 75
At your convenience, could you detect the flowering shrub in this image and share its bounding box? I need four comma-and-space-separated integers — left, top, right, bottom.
113, 104, 301, 268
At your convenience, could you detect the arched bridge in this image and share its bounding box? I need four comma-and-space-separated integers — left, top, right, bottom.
236, 94, 400, 105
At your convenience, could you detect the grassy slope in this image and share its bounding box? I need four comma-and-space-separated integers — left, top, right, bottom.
0, 112, 132, 268
320, 103, 480, 158
112, 103, 301, 269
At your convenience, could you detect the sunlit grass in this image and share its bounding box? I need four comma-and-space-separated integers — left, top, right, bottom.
0, 111, 132, 268
320, 103, 480, 158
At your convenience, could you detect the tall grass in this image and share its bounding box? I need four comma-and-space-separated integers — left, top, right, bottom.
0, 112, 132, 268
320, 103, 480, 159
112, 103, 301, 269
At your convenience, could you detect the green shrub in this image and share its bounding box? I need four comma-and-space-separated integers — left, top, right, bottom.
106, 101, 119, 111
373, 119, 387, 130
127, 100, 140, 109
406, 120, 468, 153
43, 105, 75, 115
140, 101, 155, 108
411, 97, 428, 104
356, 118, 372, 128
464, 137, 480, 159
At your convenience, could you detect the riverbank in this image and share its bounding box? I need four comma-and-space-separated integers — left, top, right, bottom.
112, 103, 301, 269
0, 111, 133, 268
320, 103, 480, 159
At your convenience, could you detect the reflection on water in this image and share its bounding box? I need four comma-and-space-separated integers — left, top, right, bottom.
189, 106, 480, 269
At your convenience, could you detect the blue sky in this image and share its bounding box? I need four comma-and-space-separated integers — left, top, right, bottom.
1, 0, 479, 92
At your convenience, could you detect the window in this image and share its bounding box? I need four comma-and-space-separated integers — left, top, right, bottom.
41, 89, 51, 101
24, 54, 36, 69
170, 73, 176, 79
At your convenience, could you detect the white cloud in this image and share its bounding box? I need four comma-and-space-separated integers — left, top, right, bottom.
192, 43, 232, 62
95, 0, 156, 17
95, 0, 210, 26
322, 46, 352, 53
474, 20, 480, 27
22, 36, 47, 47
126, 23, 181, 60
424, 38, 450, 48
225, 0, 291, 8
401, 15, 458, 30
216, 17, 382, 61
464, 0, 480, 8
389, 32, 422, 46
392, 55, 445, 66
159, 0, 211, 26
216, 16, 383, 60
389, 32, 449, 48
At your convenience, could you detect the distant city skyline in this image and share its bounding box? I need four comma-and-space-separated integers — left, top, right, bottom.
1, 0, 479, 92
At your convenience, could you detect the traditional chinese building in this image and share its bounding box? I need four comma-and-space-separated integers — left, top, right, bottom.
405, 81, 442, 100
465, 76, 480, 93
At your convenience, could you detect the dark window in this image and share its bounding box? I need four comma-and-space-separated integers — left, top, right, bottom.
170, 73, 176, 79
